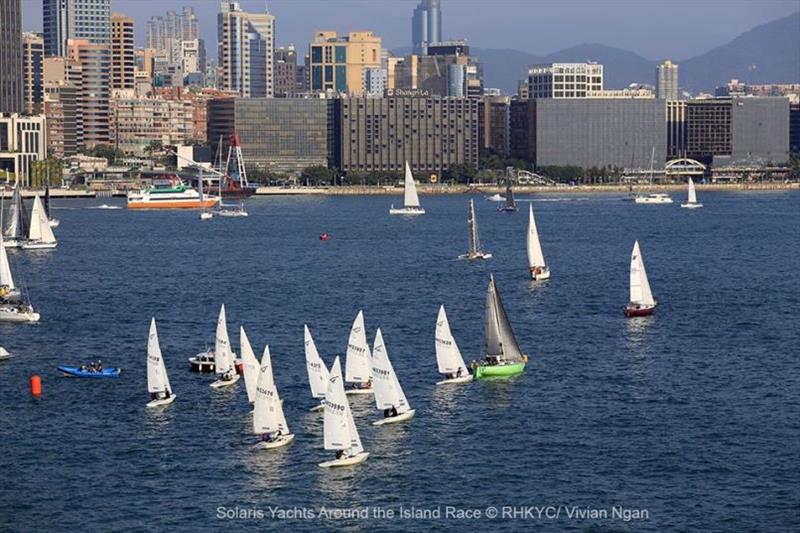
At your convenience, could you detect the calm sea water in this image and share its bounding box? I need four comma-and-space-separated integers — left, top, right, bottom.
1, 191, 798, 532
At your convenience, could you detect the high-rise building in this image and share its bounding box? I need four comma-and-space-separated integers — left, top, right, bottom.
68, 39, 111, 148
43, 0, 111, 57
656, 60, 679, 100
218, 1, 275, 97
412, 0, 441, 54
274, 45, 299, 97
43, 56, 80, 156
110, 97, 193, 155
110, 14, 135, 92
308, 31, 382, 95
146, 7, 199, 51
22, 33, 45, 115
364, 68, 388, 96
479, 95, 510, 156
395, 43, 482, 98
527, 63, 603, 99
0, 113, 46, 186
0, 0, 23, 115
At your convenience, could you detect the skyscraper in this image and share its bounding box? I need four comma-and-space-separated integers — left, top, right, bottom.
218, 1, 275, 98
43, 0, 111, 57
68, 39, 111, 148
23, 33, 45, 114
308, 31, 382, 95
412, 0, 441, 54
0, 0, 23, 114
110, 14, 135, 91
656, 60, 679, 100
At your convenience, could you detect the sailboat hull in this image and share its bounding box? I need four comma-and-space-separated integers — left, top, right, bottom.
458, 252, 492, 261
2, 239, 24, 249
255, 434, 295, 449
373, 409, 415, 426
318, 451, 369, 468
210, 374, 241, 388
497, 206, 518, 212
22, 242, 57, 250
530, 267, 551, 281
146, 394, 176, 408
48, 220, 60, 228
474, 362, 525, 379
436, 375, 473, 385
389, 207, 425, 215
0, 308, 40, 322
345, 385, 373, 395
309, 402, 326, 412
681, 203, 703, 209
624, 304, 656, 317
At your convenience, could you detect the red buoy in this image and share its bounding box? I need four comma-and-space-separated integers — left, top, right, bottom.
30, 375, 42, 397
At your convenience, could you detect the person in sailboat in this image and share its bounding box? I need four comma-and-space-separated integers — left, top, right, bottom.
351, 377, 372, 391
150, 389, 171, 401
261, 429, 283, 443
383, 406, 399, 419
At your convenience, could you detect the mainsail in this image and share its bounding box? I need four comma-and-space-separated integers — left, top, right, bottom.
305, 325, 330, 400
504, 178, 516, 210
28, 196, 56, 244
484, 274, 524, 362
345, 310, 371, 384
435, 305, 468, 374
252, 345, 289, 435
3, 184, 30, 240
324, 357, 364, 454
629, 241, 655, 306
527, 204, 546, 268
403, 161, 421, 208
0, 234, 15, 290
147, 318, 172, 395
370, 328, 411, 413
687, 178, 697, 204
240, 326, 260, 403
214, 304, 234, 374
467, 199, 482, 255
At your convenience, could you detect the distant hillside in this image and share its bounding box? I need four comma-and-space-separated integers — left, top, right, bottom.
393, 12, 800, 94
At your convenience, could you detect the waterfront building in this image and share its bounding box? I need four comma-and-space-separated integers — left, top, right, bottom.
479, 95, 510, 156
527, 62, 603, 99
336, 95, 479, 174
790, 103, 800, 154
23, 33, 45, 115
68, 39, 111, 149
588, 88, 655, 99
666, 100, 687, 159
412, 0, 441, 54
43, 0, 111, 57
0, 0, 23, 114
308, 31, 382, 95
274, 45, 300, 97
111, 14, 135, 91
207, 98, 331, 173
0, 113, 46, 186
656, 60, 679, 100
218, 1, 275, 97
155, 87, 237, 143
111, 97, 193, 156
509, 99, 536, 162
43, 56, 80, 157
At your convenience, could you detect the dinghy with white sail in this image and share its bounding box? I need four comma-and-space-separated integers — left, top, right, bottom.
625, 240, 657, 317
371, 328, 415, 425
146, 318, 175, 408
0, 234, 40, 323
23, 196, 57, 249
389, 161, 425, 215
435, 305, 472, 385
253, 345, 294, 449
210, 304, 240, 387
344, 310, 373, 395
305, 325, 330, 412
2, 182, 30, 248
527, 204, 550, 280
459, 199, 492, 260
681, 177, 703, 209
319, 356, 369, 467
240, 326, 259, 404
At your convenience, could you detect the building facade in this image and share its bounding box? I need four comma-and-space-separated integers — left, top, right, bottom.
0, 113, 46, 186
23, 33, 45, 115
527, 63, 603, 99
656, 60, 679, 100
790, 103, 800, 154
666, 100, 687, 158
364, 68, 388, 96
156, 87, 238, 143
309, 31, 382, 95
218, 1, 275, 97
0, 0, 23, 114
274, 45, 299, 97
337, 96, 479, 174
411, 0, 441, 54
479, 95, 510, 156
110, 14, 134, 91
207, 98, 331, 173
68, 39, 111, 149
111, 97, 193, 155
43, 0, 111, 57
43, 56, 80, 156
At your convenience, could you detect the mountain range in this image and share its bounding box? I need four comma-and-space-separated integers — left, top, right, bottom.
395, 12, 800, 94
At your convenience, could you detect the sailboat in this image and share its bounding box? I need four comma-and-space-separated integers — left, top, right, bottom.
635, 147, 672, 204
370, 328, 415, 425
344, 310, 373, 395
2, 182, 30, 248
305, 325, 330, 412
527, 204, 550, 280
146, 318, 176, 408
240, 326, 260, 405
210, 304, 241, 388
497, 178, 518, 212
22, 196, 57, 249
0, 233, 39, 323
252, 345, 294, 449
458, 199, 492, 260
474, 274, 527, 379
681, 177, 703, 209
434, 305, 472, 385
44, 184, 60, 228
389, 161, 425, 215
319, 356, 369, 467
0, 346, 10, 360
625, 240, 657, 317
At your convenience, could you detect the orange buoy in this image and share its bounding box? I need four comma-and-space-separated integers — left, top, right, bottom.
30, 375, 42, 396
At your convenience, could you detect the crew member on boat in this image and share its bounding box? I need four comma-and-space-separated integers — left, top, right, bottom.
383, 406, 399, 419
261, 429, 283, 443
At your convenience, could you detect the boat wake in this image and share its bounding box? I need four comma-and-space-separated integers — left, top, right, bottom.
90, 204, 122, 210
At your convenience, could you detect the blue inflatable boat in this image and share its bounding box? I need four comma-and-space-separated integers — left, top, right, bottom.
58, 366, 122, 378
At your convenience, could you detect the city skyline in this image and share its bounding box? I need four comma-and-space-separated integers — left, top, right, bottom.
20, 0, 800, 61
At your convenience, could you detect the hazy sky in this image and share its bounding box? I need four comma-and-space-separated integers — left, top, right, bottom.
21, 0, 800, 60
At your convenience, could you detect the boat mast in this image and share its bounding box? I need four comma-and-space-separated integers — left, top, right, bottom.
467, 200, 478, 254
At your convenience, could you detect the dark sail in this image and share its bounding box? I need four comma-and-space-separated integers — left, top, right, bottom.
483, 274, 524, 362
505, 178, 516, 210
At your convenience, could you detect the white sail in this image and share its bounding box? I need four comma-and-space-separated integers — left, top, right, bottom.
324, 357, 363, 454
344, 310, 371, 384
370, 328, 411, 414
0, 234, 14, 289
629, 241, 655, 306
252, 345, 290, 435
28, 196, 56, 244
435, 305, 468, 375
527, 204, 546, 268
403, 161, 421, 208
147, 318, 172, 394
214, 304, 234, 374
305, 325, 329, 399
240, 326, 260, 403
687, 178, 697, 204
